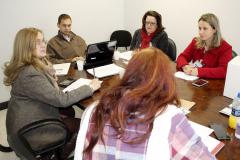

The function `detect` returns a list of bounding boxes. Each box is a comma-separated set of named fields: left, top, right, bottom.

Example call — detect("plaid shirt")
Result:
left=169, top=114, right=215, bottom=160
left=75, top=105, right=216, bottom=160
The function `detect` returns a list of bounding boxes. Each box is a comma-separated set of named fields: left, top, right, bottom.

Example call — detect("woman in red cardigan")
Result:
left=176, top=13, right=232, bottom=79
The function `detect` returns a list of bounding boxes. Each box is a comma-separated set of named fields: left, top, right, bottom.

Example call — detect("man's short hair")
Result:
left=58, top=14, right=71, bottom=24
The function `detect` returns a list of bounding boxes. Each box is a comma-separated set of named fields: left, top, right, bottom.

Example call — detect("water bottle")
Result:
left=234, top=93, right=240, bottom=138
left=236, top=118, right=240, bottom=139
left=229, top=92, right=240, bottom=129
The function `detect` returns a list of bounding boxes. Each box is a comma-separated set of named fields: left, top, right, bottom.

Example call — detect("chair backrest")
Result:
left=167, top=38, right=177, bottom=61
left=18, top=119, right=68, bottom=158
left=232, top=50, right=238, bottom=58
left=110, top=30, right=132, bottom=49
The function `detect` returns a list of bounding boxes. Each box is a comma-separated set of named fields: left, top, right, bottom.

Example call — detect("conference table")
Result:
left=61, top=61, right=239, bottom=160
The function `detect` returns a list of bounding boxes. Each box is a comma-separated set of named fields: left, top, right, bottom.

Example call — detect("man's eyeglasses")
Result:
left=145, top=21, right=157, bottom=26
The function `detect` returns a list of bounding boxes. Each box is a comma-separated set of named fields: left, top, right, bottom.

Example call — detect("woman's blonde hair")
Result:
left=4, top=27, right=51, bottom=86
left=196, top=13, right=222, bottom=49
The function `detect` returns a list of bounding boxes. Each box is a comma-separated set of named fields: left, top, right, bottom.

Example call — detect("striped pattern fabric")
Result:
left=80, top=110, right=215, bottom=160
left=169, top=114, right=216, bottom=160
left=84, top=121, right=149, bottom=160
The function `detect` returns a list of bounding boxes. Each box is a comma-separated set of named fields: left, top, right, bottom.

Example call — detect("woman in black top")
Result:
left=130, top=10, right=169, bottom=55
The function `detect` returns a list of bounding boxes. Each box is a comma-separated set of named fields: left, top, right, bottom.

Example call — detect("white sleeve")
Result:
left=74, top=101, right=98, bottom=160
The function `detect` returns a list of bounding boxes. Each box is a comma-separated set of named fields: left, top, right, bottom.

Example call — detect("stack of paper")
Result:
left=53, top=63, right=71, bottom=76
left=175, top=71, right=199, bottom=81
left=119, top=51, right=133, bottom=61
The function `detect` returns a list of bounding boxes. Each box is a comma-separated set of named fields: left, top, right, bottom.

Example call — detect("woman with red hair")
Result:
left=75, top=48, right=215, bottom=160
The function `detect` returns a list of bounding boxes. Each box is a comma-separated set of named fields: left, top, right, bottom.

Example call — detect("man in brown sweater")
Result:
left=47, top=14, right=87, bottom=64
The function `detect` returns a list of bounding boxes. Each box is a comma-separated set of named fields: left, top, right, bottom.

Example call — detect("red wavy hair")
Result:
left=84, top=47, right=180, bottom=154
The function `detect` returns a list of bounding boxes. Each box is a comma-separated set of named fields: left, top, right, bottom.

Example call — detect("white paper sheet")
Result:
left=189, top=121, right=224, bottom=155
left=62, top=78, right=92, bottom=93
left=87, top=64, right=124, bottom=78
left=53, top=63, right=71, bottom=76
left=219, top=107, right=231, bottom=116
left=119, top=51, right=133, bottom=61
left=202, top=136, right=224, bottom=155
left=189, top=121, right=214, bottom=137
left=175, top=71, right=199, bottom=81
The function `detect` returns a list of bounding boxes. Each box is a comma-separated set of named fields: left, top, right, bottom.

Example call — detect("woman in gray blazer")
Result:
left=3, top=27, right=101, bottom=160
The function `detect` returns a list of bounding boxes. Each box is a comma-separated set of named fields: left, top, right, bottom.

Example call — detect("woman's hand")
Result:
left=182, top=65, right=198, bottom=76
left=182, top=65, right=193, bottom=74
left=89, top=79, right=101, bottom=92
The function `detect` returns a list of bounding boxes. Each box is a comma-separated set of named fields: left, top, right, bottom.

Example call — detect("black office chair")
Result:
left=167, top=38, right=177, bottom=61
left=110, top=30, right=132, bottom=50
left=17, top=119, right=68, bottom=160
left=0, top=144, right=12, bottom=152
left=232, top=50, right=238, bottom=58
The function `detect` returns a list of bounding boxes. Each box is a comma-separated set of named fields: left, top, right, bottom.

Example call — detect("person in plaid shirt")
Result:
left=75, top=48, right=215, bottom=160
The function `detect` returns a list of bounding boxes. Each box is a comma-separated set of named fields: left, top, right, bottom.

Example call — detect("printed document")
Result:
left=53, top=63, right=71, bottom=76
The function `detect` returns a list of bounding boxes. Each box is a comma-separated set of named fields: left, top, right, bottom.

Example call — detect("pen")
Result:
left=93, top=67, right=96, bottom=78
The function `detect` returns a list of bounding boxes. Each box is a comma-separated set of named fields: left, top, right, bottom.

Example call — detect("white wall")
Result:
left=124, top=0, right=240, bottom=55
left=1, top=0, right=240, bottom=102
left=0, top=0, right=124, bottom=102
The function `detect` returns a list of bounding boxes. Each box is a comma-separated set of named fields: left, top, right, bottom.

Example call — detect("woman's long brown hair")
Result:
left=4, top=28, right=51, bottom=86
left=84, top=47, right=180, bottom=154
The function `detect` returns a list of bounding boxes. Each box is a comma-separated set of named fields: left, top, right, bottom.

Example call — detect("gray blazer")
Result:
left=6, top=65, right=93, bottom=152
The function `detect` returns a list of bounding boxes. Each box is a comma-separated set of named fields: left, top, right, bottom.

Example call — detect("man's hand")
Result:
left=71, top=56, right=84, bottom=62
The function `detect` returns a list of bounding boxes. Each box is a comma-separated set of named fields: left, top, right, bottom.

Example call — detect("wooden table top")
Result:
left=61, top=62, right=239, bottom=160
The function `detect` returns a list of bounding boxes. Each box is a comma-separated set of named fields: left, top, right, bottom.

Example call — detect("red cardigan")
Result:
left=176, top=38, right=232, bottom=78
